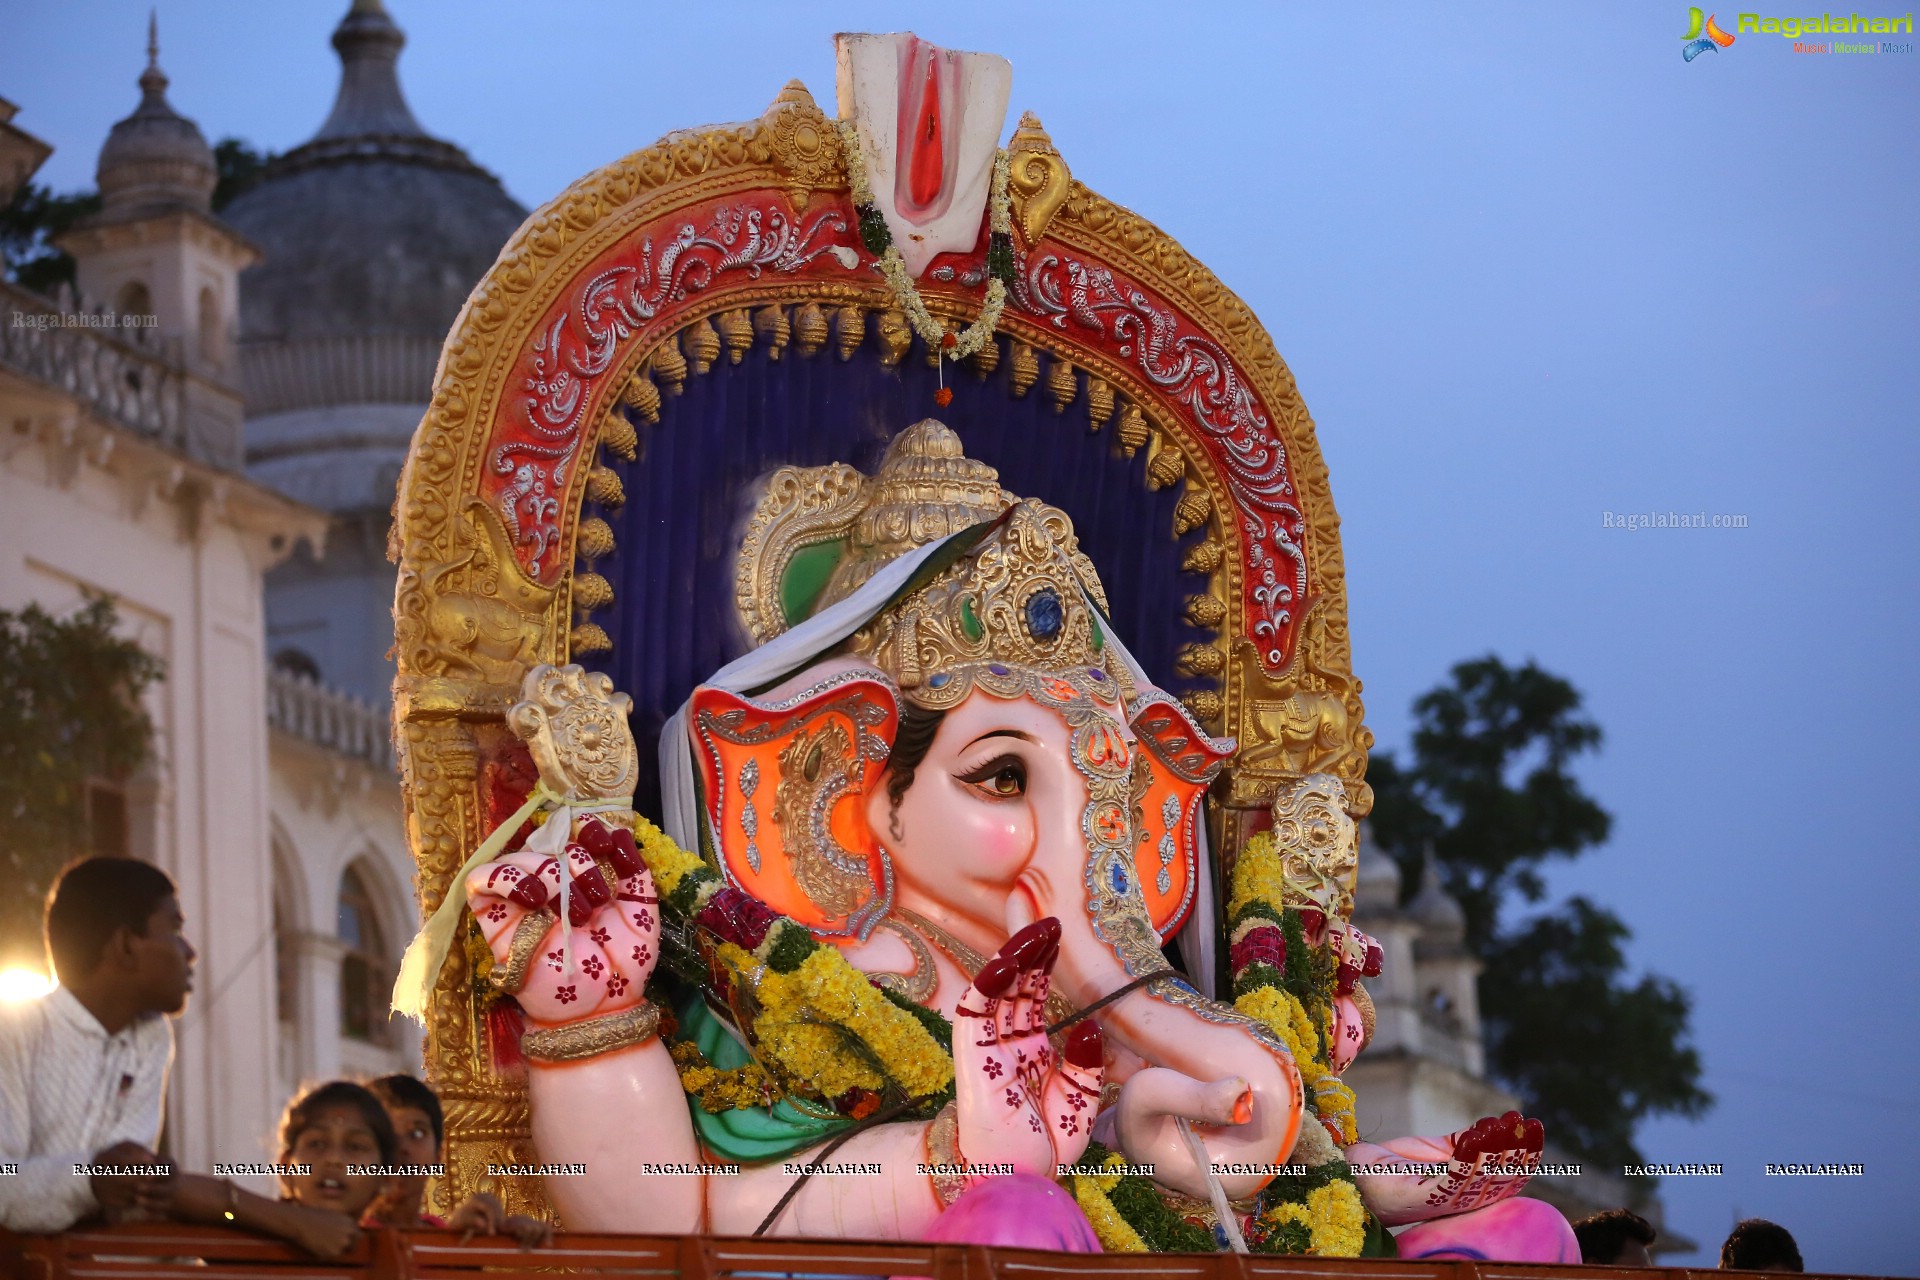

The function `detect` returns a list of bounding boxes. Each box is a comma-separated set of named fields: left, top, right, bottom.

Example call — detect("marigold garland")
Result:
left=1067, top=1142, right=1215, bottom=1253
left=669, top=1039, right=780, bottom=1112
left=631, top=818, right=953, bottom=1113
left=1304, top=1181, right=1368, bottom=1257
left=1225, top=829, right=1381, bottom=1256
left=1071, top=1153, right=1149, bottom=1253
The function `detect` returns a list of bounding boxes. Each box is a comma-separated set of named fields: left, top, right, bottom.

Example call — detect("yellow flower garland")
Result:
left=1075, top=1174, right=1144, bottom=1258
left=669, top=1039, right=779, bottom=1112
left=709, top=939, right=955, bottom=1103
left=629, top=814, right=705, bottom=896
left=1305, top=1182, right=1368, bottom=1257
left=1227, top=830, right=1377, bottom=1256
left=1232, top=986, right=1325, bottom=1086
left=1230, top=831, right=1293, bottom=916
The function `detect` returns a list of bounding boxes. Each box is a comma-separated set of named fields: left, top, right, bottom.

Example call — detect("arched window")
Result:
left=197, top=286, right=222, bottom=368
left=115, top=281, right=152, bottom=327
left=337, top=863, right=392, bottom=1045
left=272, top=648, right=322, bottom=681
left=273, top=894, right=298, bottom=1030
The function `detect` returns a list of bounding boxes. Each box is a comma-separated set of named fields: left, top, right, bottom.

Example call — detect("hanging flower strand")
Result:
left=837, top=118, right=1014, bottom=402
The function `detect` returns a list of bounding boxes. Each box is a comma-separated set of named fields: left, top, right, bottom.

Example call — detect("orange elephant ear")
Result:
left=1129, top=691, right=1235, bottom=941
left=688, top=673, right=900, bottom=939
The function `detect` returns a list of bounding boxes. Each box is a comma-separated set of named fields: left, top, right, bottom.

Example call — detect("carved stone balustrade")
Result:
left=0, top=281, right=189, bottom=455
left=267, top=667, right=395, bottom=772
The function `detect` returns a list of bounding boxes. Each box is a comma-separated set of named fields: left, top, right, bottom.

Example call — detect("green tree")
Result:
left=0, top=184, right=100, bottom=294
left=1, top=135, right=272, bottom=295
left=0, top=598, right=164, bottom=967
left=1367, top=655, right=1710, bottom=1170
left=211, top=137, right=275, bottom=211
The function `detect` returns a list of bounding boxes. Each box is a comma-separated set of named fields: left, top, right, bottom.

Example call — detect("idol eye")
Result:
left=956, top=754, right=1026, bottom=799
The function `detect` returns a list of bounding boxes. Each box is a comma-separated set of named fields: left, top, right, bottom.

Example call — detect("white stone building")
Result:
left=0, top=1, right=519, bottom=1178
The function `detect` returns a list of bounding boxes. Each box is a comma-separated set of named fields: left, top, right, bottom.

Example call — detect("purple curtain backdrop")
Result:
left=583, top=332, right=1212, bottom=827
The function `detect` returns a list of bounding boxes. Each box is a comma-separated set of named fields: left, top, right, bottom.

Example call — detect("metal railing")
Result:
left=0, top=1223, right=1846, bottom=1280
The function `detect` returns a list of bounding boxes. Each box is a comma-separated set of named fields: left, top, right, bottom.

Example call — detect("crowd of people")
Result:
left=0, top=858, right=545, bottom=1257
left=3, top=858, right=1815, bottom=1269
left=1573, top=1207, right=1805, bottom=1271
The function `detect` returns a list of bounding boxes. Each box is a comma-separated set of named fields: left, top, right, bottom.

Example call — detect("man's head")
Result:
left=44, top=857, right=194, bottom=1013
left=1573, top=1208, right=1657, bottom=1266
left=1721, top=1218, right=1804, bottom=1272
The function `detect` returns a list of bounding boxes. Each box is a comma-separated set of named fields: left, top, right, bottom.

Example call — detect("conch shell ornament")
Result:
left=508, top=664, right=640, bottom=804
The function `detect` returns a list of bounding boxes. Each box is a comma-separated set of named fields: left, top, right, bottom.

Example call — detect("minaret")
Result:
left=312, top=0, right=429, bottom=140
left=1406, top=853, right=1486, bottom=1074
left=221, top=0, right=525, bottom=703
left=58, top=16, right=259, bottom=465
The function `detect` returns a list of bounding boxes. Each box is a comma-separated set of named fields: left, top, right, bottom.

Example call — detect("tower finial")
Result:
left=311, top=0, right=427, bottom=142
left=136, top=8, right=171, bottom=104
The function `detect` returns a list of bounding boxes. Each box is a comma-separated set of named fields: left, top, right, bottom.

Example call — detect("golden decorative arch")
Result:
left=391, top=80, right=1370, bottom=1218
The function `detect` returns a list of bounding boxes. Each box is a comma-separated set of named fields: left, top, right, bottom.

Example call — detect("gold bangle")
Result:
left=923, top=1102, right=969, bottom=1208
left=495, top=909, right=556, bottom=993
left=522, top=1001, right=660, bottom=1063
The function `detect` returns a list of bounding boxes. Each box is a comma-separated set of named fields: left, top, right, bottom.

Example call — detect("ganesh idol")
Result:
left=445, top=421, right=1574, bottom=1259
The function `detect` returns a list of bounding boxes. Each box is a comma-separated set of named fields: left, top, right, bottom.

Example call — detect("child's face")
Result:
left=386, top=1105, right=438, bottom=1168
left=280, top=1104, right=388, bottom=1215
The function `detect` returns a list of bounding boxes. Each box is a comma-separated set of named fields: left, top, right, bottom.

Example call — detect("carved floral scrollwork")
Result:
left=493, top=203, right=861, bottom=576
left=1014, top=250, right=1308, bottom=671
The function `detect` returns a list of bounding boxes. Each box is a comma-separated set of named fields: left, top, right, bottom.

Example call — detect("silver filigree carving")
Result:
left=1156, top=793, right=1181, bottom=895
left=739, top=757, right=761, bottom=872
left=494, top=203, right=856, bottom=574
left=1014, top=250, right=1308, bottom=668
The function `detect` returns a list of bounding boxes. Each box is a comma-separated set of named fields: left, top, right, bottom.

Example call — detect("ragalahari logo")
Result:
left=1683, top=8, right=1739, bottom=57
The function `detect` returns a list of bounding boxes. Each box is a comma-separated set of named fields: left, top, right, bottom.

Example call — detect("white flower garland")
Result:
left=836, top=118, right=1011, bottom=362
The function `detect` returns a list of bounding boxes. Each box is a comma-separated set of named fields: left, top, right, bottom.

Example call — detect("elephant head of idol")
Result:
left=668, top=421, right=1306, bottom=1182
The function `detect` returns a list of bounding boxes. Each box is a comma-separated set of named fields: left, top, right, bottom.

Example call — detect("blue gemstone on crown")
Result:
left=988, top=663, right=1010, bottom=677
left=1025, top=589, right=1064, bottom=640
left=1109, top=862, right=1128, bottom=894
left=928, top=673, right=950, bottom=688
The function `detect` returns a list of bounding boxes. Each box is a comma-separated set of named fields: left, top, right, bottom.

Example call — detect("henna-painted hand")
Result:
left=1425, top=1111, right=1545, bottom=1212
left=465, top=816, right=659, bottom=1027
left=951, top=918, right=1103, bottom=1182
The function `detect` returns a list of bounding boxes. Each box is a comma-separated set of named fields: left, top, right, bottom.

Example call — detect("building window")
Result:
left=197, top=287, right=222, bottom=368
left=274, top=896, right=297, bottom=1029
left=337, top=864, right=392, bottom=1046
left=115, top=281, right=152, bottom=327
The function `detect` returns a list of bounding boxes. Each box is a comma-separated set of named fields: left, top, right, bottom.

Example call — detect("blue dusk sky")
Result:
left=5, top=1, right=1916, bottom=1272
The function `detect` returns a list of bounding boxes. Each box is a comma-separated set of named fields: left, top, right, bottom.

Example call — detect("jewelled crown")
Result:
left=735, top=421, right=1117, bottom=702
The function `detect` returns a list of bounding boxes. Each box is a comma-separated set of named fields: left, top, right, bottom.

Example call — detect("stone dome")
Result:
left=96, top=19, right=216, bottom=217
left=223, top=0, right=525, bottom=420
left=1408, top=856, right=1467, bottom=941
left=1353, top=827, right=1404, bottom=916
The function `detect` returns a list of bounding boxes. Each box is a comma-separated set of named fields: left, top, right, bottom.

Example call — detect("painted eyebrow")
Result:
left=962, top=729, right=1036, bottom=750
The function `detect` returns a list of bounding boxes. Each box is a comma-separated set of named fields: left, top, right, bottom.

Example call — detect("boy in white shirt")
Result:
left=0, top=857, right=191, bottom=1231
